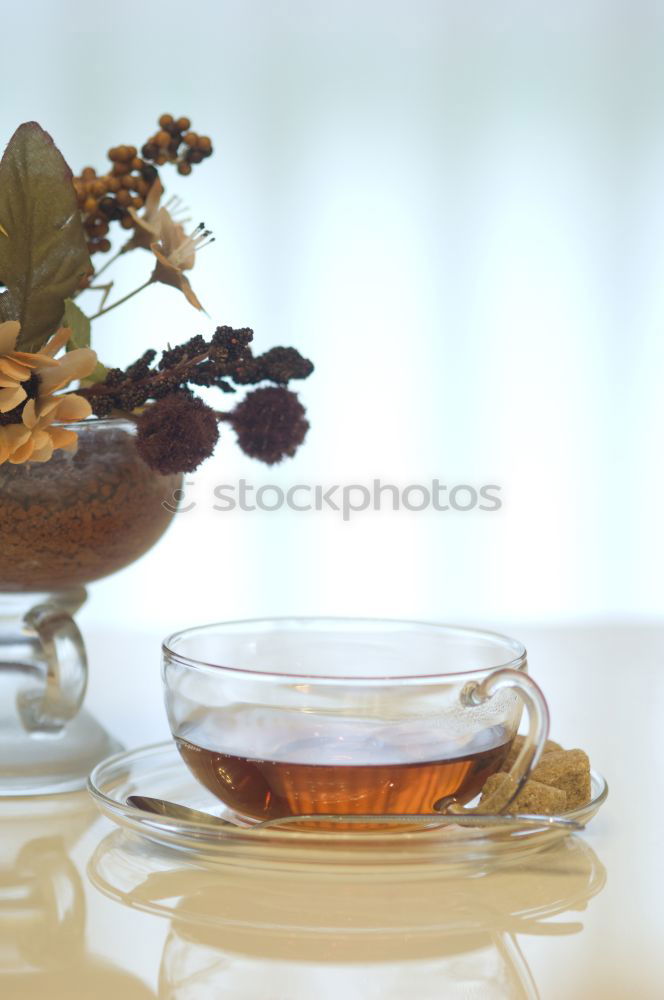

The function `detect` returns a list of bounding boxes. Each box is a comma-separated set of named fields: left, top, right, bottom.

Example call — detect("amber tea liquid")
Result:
left=176, top=713, right=512, bottom=822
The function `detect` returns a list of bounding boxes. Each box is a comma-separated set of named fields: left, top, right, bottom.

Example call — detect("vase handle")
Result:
left=438, top=668, right=550, bottom=815
left=17, top=603, right=88, bottom=733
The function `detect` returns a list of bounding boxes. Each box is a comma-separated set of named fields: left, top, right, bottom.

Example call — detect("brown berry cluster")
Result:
left=141, top=114, right=213, bottom=177
left=73, top=114, right=212, bottom=256
left=74, top=156, right=156, bottom=255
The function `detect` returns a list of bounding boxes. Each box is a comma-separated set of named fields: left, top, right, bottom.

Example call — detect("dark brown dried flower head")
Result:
left=229, top=386, right=309, bottom=464
left=136, top=393, right=219, bottom=474
left=253, top=346, right=314, bottom=384
left=80, top=326, right=313, bottom=416
left=78, top=324, right=313, bottom=471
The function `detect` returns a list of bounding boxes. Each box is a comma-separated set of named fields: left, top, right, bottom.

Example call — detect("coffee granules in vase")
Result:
left=0, top=422, right=180, bottom=591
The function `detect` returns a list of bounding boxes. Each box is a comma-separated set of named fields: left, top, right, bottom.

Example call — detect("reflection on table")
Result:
left=0, top=794, right=154, bottom=999
left=89, top=829, right=606, bottom=1000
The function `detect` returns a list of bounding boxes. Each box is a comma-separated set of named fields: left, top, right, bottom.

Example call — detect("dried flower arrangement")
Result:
left=0, top=118, right=313, bottom=472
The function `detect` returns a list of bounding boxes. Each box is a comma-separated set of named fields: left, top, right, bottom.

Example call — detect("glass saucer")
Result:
left=88, top=741, right=608, bottom=876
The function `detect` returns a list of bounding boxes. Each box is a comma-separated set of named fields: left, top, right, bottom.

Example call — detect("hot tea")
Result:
left=175, top=711, right=512, bottom=822
left=164, top=619, right=547, bottom=823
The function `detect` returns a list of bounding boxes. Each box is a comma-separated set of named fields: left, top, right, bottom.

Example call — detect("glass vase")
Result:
left=0, top=418, right=181, bottom=795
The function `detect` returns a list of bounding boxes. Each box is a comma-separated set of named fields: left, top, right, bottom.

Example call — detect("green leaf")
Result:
left=62, top=299, right=107, bottom=383
left=81, top=361, right=108, bottom=386
left=63, top=297, right=91, bottom=350
left=0, top=122, right=92, bottom=352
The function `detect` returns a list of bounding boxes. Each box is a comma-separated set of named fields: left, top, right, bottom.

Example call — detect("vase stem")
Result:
left=0, top=588, right=122, bottom=795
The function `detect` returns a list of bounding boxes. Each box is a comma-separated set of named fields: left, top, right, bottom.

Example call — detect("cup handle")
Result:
left=438, top=668, right=550, bottom=815
left=17, top=603, right=88, bottom=734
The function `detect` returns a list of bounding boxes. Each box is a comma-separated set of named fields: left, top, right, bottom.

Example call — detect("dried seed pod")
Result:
left=136, top=393, right=219, bottom=474
left=229, top=387, right=309, bottom=464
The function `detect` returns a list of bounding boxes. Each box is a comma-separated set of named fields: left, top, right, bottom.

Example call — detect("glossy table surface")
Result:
left=1, top=624, right=661, bottom=999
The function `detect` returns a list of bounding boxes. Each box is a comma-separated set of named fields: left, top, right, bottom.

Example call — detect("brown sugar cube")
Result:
left=500, top=735, right=563, bottom=773
left=531, top=748, right=591, bottom=809
left=477, top=771, right=516, bottom=813
left=479, top=772, right=567, bottom=815
left=511, top=779, right=567, bottom=814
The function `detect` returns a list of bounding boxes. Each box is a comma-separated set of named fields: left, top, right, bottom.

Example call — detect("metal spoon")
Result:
left=126, top=795, right=583, bottom=832
left=127, top=795, right=238, bottom=828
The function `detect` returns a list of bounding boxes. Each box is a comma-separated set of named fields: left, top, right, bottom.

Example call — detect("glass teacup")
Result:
left=162, top=618, right=549, bottom=824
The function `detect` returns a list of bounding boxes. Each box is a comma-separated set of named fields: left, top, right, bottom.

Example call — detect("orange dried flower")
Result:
left=0, top=324, right=97, bottom=465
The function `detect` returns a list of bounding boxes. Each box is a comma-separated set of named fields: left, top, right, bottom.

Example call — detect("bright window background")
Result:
left=5, top=1, right=662, bottom=633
